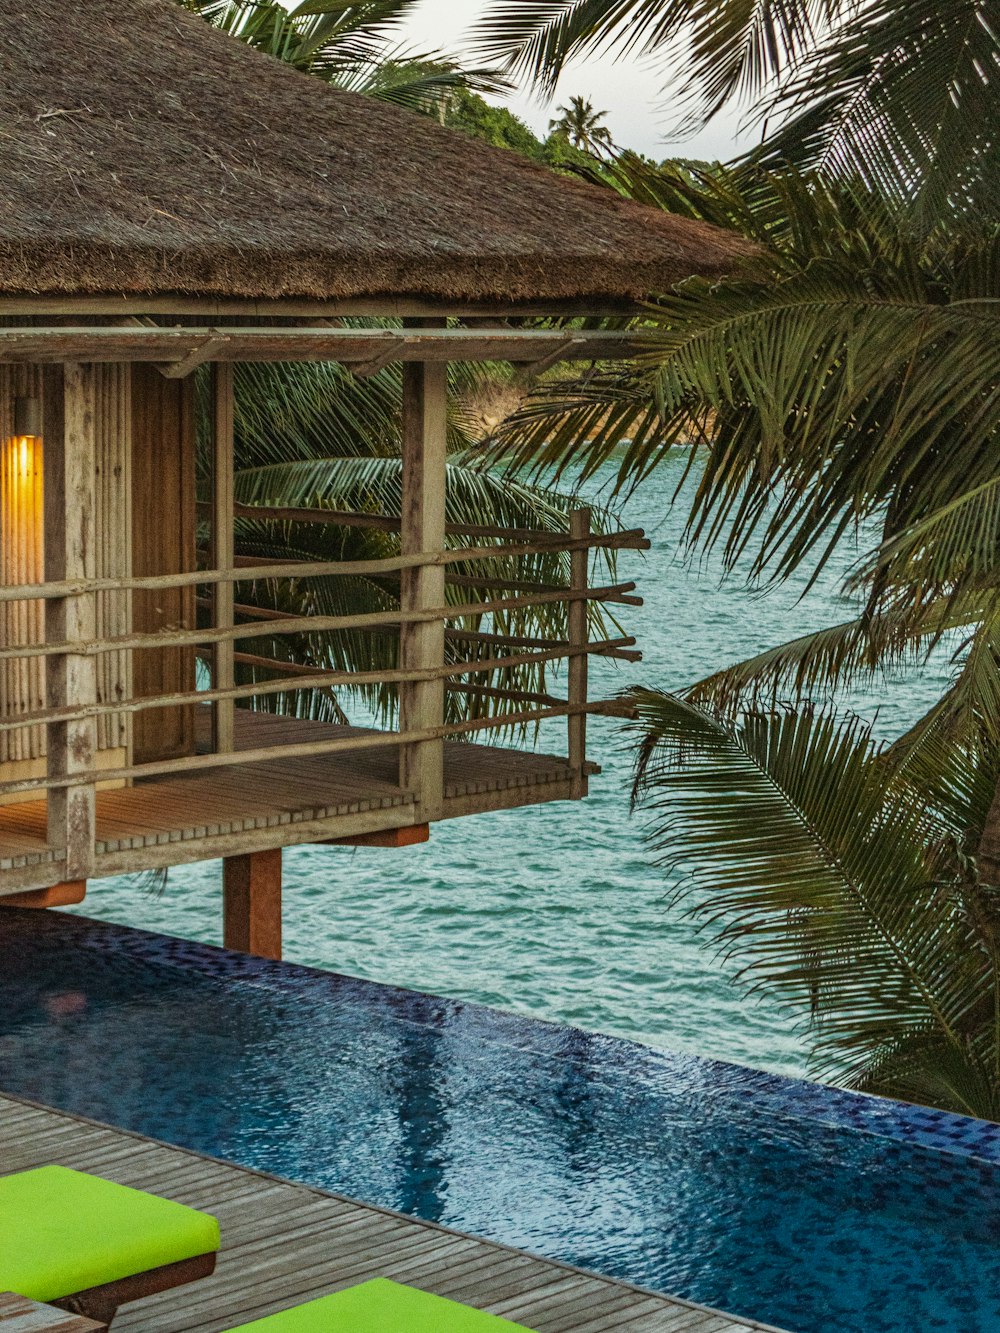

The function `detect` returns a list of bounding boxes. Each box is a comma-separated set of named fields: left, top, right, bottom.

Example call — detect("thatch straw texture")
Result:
left=0, top=0, right=757, bottom=305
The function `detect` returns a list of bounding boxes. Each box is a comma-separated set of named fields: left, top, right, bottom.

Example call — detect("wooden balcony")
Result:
left=0, top=360, right=647, bottom=905
left=0, top=709, right=598, bottom=886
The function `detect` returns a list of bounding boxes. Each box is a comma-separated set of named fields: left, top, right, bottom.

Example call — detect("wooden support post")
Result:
left=211, top=363, right=235, bottom=755
left=398, top=359, right=448, bottom=820
left=222, top=848, right=282, bottom=959
left=43, top=364, right=98, bottom=878
left=568, top=506, right=590, bottom=799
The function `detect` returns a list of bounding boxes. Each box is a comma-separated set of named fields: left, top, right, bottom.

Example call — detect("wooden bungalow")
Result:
left=0, top=0, right=753, bottom=955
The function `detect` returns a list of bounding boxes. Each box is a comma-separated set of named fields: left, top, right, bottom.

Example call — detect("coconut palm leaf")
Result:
left=476, top=0, right=828, bottom=120
left=477, top=0, right=999, bottom=224
left=180, top=0, right=510, bottom=112
left=491, top=173, right=1000, bottom=597
left=686, top=595, right=973, bottom=717
left=754, top=0, right=1000, bottom=227
left=629, top=688, right=1000, bottom=1118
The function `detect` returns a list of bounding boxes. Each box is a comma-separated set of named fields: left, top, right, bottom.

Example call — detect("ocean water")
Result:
left=71, top=451, right=955, bottom=1079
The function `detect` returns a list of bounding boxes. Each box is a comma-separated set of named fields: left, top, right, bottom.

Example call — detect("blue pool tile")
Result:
left=1, top=908, right=999, bottom=1333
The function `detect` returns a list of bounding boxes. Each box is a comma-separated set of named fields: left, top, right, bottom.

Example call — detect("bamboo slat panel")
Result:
left=95, top=364, right=131, bottom=756
left=0, top=365, right=45, bottom=768
left=0, top=1094, right=788, bottom=1333
left=0, top=365, right=131, bottom=777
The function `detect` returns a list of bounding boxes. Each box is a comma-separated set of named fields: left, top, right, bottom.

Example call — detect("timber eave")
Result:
left=0, top=324, right=658, bottom=371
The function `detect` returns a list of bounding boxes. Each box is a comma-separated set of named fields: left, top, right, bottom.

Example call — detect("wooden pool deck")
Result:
left=0, top=1093, right=789, bottom=1333
left=0, top=710, right=592, bottom=891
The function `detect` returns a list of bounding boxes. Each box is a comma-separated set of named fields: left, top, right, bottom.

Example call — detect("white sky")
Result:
left=396, top=0, right=751, bottom=162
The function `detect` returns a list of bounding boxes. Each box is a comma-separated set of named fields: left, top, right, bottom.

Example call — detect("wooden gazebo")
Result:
left=0, top=0, right=753, bottom=954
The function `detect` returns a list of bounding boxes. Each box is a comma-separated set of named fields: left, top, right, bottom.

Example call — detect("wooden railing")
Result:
left=0, top=506, right=648, bottom=875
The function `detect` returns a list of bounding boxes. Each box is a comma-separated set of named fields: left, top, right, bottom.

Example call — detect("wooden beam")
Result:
left=398, top=359, right=448, bottom=819
left=0, top=296, right=642, bottom=320
left=210, top=364, right=235, bottom=755
left=0, top=327, right=658, bottom=367
left=43, top=364, right=97, bottom=879
left=158, top=334, right=230, bottom=379
left=323, top=824, right=430, bottom=849
left=516, top=335, right=590, bottom=378
left=0, top=880, right=86, bottom=908
left=223, top=849, right=282, bottom=960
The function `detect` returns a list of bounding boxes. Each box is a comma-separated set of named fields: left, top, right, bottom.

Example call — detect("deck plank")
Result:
left=0, top=1094, right=789, bottom=1333
left=0, top=710, right=577, bottom=871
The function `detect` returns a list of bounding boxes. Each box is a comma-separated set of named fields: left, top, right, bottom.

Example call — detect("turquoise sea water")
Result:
left=71, top=451, right=955, bottom=1078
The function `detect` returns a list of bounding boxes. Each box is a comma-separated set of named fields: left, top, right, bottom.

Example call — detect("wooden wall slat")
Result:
left=130, top=364, right=197, bottom=766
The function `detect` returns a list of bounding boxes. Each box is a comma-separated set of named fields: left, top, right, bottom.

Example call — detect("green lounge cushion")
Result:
left=0, top=1165, right=221, bottom=1303
left=225, top=1279, right=537, bottom=1331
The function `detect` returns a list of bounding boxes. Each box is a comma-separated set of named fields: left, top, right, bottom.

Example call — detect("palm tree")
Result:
left=478, top=0, right=997, bottom=228
left=476, top=3, right=1000, bottom=1108
left=548, top=96, right=613, bottom=153
left=629, top=691, right=1000, bottom=1121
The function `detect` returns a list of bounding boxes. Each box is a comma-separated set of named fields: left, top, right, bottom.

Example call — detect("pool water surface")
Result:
left=0, top=910, right=998, bottom=1333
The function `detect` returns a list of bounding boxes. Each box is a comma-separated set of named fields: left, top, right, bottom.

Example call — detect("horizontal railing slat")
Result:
left=0, top=585, right=638, bottom=661
left=0, top=530, right=648, bottom=603
left=0, top=699, right=628, bottom=797
left=0, top=636, right=637, bottom=738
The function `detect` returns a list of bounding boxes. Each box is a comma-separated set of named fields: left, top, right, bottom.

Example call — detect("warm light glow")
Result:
left=1, top=406, right=46, bottom=773
left=4, top=433, right=44, bottom=514
left=15, top=435, right=36, bottom=483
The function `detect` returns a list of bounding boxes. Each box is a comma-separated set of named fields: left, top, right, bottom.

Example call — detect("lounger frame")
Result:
left=51, top=1252, right=217, bottom=1327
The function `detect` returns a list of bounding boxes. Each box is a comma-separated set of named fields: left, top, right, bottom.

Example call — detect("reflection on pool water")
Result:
left=1, top=910, right=998, bottom=1333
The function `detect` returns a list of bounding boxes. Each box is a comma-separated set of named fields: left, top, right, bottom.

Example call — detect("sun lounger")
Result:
left=0, top=1165, right=220, bottom=1327
left=223, top=1278, right=537, bottom=1331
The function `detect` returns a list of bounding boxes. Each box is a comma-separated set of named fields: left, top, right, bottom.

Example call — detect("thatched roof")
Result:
left=0, top=0, right=757, bottom=307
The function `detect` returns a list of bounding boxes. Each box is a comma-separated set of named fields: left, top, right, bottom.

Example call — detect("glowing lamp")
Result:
left=1, top=395, right=45, bottom=766
left=14, top=395, right=42, bottom=440
left=3, top=394, right=45, bottom=579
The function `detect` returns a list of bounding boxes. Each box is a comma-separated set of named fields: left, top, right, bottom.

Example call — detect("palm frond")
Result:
left=475, top=0, right=830, bottom=122
left=685, top=595, right=970, bottom=716
left=180, top=0, right=509, bottom=112
left=214, top=450, right=619, bottom=725
left=755, top=0, right=1000, bottom=227
left=629, top=689, right=1000, bottom=1117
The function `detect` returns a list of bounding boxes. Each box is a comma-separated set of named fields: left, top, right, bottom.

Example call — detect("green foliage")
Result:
left=179, top=0, right=509, bottom=114
left=629, top=691, right=1000, bottom=1120
left=477, top=0, right=999, bottom=227
left=197, top=360, right=616, bottom=730
left=444, top=88, right=548, bottom=158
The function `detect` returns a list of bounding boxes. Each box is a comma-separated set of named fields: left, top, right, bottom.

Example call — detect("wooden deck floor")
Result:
left=0, top=1093, right=789, bottom=1333
left=0, top=711, right=585, bottom=885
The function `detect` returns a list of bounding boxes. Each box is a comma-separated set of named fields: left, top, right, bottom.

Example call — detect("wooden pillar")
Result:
left=211, top=362, right=235, bottom=755
left=43, top=364, right=98, bottom=879
left=223, top=849, right=282, bottom=959
left=398, top=359, right=448, bottom=820
left=567, top=506, right=590, bottom=799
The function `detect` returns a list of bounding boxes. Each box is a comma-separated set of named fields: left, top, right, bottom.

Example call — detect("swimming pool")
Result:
left=1, top=910, right=998, bottom=1333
